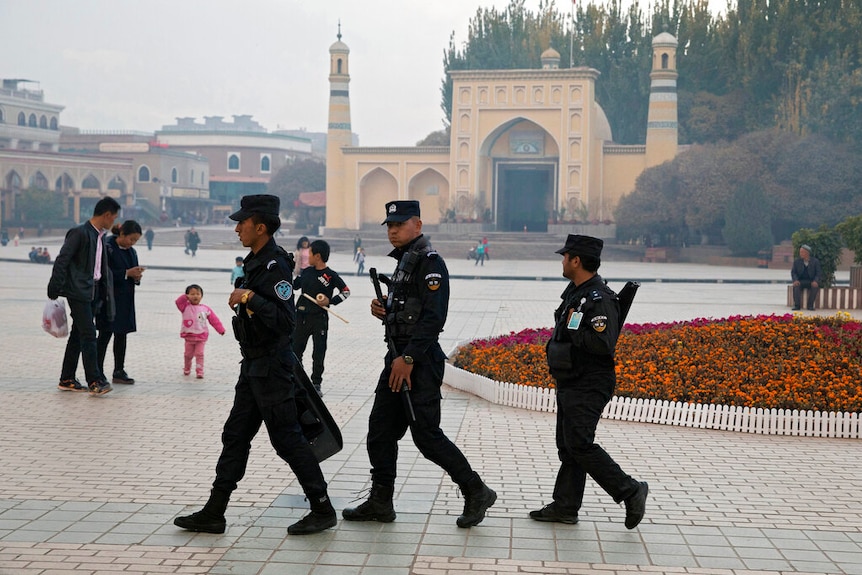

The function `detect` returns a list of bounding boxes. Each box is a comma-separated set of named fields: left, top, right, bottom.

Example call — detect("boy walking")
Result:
left=292, top=240, right=350, bottom=395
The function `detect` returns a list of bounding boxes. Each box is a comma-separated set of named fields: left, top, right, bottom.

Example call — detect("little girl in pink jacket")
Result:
left=176, top=284, right=225, bottom=378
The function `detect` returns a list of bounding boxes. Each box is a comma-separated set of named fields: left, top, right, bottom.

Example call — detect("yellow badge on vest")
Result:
left=591, top=315, right=608, bottom=332
left=425, top=272, right=442, bottom=291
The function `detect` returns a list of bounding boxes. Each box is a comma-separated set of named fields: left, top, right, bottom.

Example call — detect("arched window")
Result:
left=28, top=113, right=37, bottom=127
left=30, top=171, right=49, bottom=190
left=55, top=173, right=74, bottom=193
left=661, top=53, right=669, bottom=69
left=201, top=171, right=205, bottom=185
left=50, top=117, right=58, bottom=130
left=138, top=165, right=150, bottom=182
left=0, top=108, right=4, bottom=123
left=337, top=58, right=343, bottom=74
left=228, top=153, right=240, bottom=171
left=190, top=169, right=195, bottom=183
left=82, top=175, right=100, bottom=190
left=260, top=154, right=271, bottom=173
left=171, top=167, right=178, bottom=183
left=39, top=115, right=48, bottom=129
left=18, top=112, right=25, bottom=126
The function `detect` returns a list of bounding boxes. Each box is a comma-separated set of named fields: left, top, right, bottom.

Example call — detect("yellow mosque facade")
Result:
left=325, top=31, right=679, bottom=233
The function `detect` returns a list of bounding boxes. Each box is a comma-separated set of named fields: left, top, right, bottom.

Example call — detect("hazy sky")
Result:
left=2, top=0, right=724, bottom=147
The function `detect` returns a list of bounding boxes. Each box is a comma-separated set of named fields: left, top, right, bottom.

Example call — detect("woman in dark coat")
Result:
left=97, top=220, right=145, bottom=384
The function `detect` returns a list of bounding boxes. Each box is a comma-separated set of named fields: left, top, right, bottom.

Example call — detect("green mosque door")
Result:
left=496, top=164, right=554, bottom=232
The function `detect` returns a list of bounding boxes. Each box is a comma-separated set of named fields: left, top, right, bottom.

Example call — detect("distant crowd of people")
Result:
left=28, top=246, right=52, bottom=263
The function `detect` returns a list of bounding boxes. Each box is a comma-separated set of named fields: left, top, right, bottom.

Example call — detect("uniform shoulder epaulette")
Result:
left=426, top=249, right=439, bottom=260
left=590, top=289, right=603, bottom=302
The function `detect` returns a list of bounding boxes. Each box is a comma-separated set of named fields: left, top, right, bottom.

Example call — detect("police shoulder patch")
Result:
left=274, top=280, right=293, bottom=300
left=425, top=272, right=442, bottom=291
left=591, top=315, right=608, bottom=332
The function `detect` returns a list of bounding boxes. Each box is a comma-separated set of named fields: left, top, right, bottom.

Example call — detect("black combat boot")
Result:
left=287, top=493, right=337, bottom=535
left=456, top=474, right=497, bottom=528
left=341, top=483, right=396, bottom=522
left=173, top=488, right=230, bottom=534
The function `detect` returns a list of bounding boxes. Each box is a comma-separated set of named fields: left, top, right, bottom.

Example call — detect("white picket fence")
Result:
left=444, top=364, right=861, bottom=439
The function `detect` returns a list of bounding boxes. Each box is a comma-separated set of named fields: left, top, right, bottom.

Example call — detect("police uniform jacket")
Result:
left=47, top=221, right=115, bottom=321
left=385, top=234, right=448, bottom=365
left=546, top=274, right=619, bottom=385
left=233, top=237, right=296, bottom=362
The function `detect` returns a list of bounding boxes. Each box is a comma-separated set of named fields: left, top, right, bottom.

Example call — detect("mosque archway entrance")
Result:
left=495, top=162, right=555, bottom=232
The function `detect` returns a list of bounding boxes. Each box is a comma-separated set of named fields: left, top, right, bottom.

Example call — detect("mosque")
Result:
left=324, top=30, right=680, bottom=233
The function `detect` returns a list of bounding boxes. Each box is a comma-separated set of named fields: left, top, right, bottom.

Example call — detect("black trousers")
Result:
left=97, top=328, right=127, bottom=375
left=366, top=355, right=474, bottom=489
left=61, top=295, right=103, bottom=385
left=793, top=281, right=819, bottom=309
left=213, top=354, right=327, bottom=498
left=552, top=374, right=639, bottom=511
left=292, top=312, right=328, bottom=387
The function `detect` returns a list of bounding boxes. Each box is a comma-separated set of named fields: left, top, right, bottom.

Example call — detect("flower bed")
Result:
left=452, top=313, right=862, bottom=413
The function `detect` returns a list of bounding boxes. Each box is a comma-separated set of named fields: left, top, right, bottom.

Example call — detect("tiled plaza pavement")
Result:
left=1, top=231, right=861, bottom=574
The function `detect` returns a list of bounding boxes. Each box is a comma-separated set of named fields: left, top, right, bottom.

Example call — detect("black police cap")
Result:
left=229, top=194, right=280, bottom=221
left=382, top=200, right=421, bottom=224
left=555, top=234, right=604, bottom=258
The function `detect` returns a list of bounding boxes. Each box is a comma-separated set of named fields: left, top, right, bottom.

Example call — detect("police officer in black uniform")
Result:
left=173, top=194, right=337, bottom=536
left=531, top=234, right=649, bottom=529
left=342, top=200, right=497, bottom=528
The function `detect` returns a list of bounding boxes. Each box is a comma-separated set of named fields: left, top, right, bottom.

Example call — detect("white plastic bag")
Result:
left=42, top=299, right=69, bottom=338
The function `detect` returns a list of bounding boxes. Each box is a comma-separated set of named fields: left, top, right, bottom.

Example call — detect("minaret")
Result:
left=326, top=22, right=352, bottom=230
left=644, top=30, right=679, bottom=168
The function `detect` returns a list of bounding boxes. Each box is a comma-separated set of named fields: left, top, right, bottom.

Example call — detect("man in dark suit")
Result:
left=791, top=244, right=823, bottom=311
left=47, top=197, right=121, bottom=395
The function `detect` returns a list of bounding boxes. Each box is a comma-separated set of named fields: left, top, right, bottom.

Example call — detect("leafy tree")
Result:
left=16, top=188, right=65, bottom=222
left=791, top=226, right=841, bottom=288
left=416, top=126, right=450, bottom=146
left=266, top=159, right=325, bottom=218
left=722, top=180, right=773, bottom=256
left=835, top=215, right=862, bottom=266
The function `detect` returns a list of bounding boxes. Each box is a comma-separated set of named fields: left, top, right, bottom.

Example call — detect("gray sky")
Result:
left=2, top=0, right=724, bottom=147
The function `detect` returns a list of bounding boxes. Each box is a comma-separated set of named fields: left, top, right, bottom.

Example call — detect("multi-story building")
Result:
left=60, top=130, right=210, bottom=224
left=0, top=79, right=135, bottom=227
left=156, top=115, right=313, bottom=212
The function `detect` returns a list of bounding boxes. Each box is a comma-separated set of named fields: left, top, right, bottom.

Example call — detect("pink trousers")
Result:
left=183, top=339, right=206, bottom=376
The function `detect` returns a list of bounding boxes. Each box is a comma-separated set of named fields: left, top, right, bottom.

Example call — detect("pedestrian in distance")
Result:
left=356, top=246, right=366, bottom=276
left=47, top=196, right=121, bottom=396
left=292, top=239, right=350, bottom=396
left=342, top=200, right=497, bottom=528
left=230, top=256, right=245, bottom=286
left=175, top=284, right=225, bottom=378
left=97, top=220, right=145, bottom=385
left=186, top=227, right=201, bottom=256
left=474, top=240, right=485, bottom=266
left=532, top=234, right=648, bottom=529
left=294, top=236, right=311, bottom=277
left=173, top=194, right=337, bottom=536
left=144, top=227, right=155, bottom=251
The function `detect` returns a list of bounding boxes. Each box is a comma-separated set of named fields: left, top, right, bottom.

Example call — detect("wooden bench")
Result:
left=786, top=286, right=862, bottom=310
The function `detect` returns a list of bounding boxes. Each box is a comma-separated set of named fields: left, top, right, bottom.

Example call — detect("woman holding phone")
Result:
left=97, top=220, right=145, bottom=384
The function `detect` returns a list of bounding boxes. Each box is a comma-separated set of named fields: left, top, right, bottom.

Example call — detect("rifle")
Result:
left=369, top=267, right=416, bottom=422
left=617, top=281, right=640, bottom=329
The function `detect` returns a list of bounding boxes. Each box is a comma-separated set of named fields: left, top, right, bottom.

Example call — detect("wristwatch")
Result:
left=240, top=291, right=252, bottom=304
left=402, top=355, right=414, bottom=365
